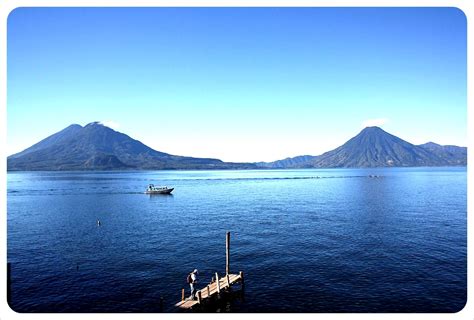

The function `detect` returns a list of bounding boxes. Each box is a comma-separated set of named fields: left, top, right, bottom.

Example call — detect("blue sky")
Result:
left=7, top=7, right=466, bottom=162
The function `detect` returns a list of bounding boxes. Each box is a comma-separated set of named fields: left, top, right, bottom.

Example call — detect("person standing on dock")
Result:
left=187, top=269, right=199, bottom=300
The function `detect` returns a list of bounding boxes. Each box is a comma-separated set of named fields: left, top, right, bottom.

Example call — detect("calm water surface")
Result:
left=7, top=168, right=466, bottom=312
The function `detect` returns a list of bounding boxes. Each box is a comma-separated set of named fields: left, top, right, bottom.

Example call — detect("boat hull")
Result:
left=145, top=188, right=174, bottom=195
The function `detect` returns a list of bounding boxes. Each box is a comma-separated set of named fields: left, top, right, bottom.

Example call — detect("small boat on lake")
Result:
left=145, top=184, right=174, bottom=194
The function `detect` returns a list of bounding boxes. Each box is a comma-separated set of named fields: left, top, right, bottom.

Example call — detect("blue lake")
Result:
left=7, top=168, right=466, bottom=312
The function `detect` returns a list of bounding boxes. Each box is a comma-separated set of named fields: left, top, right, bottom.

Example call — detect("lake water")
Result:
left=7, top=168, right=467, bottom=312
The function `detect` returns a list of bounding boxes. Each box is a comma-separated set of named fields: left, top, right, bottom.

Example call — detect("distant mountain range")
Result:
left=7, top=122, right=257, bottom=171
left=257, top=126, right=466, bottom=168
left=7, top=123, right=466, bottom=171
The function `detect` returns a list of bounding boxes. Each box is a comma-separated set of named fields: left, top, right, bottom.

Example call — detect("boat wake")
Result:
left=7, top=175, right=384, bottom=196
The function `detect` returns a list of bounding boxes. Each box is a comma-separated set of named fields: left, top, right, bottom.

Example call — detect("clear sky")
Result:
left=7, top=7, right=467, bottom=162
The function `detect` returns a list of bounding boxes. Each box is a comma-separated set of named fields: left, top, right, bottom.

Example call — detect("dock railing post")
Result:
left=181, top=288, right=185, bottom=301
left=226, top=274, right=230, bottom=287
left=207, top=285, right=210, bottom=297
left=215, top=272, right=221, bottom=293
left=226, top=232, right=230, bottom=275
left=197, top=290, right=202, bottom=304
left=239, top=271, right=246, bottom=302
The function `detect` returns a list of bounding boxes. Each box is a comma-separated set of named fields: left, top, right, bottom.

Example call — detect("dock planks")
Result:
left=174, top=273, right=243, bottom=310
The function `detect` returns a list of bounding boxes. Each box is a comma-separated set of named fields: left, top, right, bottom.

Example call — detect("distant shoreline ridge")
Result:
left=7, top=123, right=467, bottom=171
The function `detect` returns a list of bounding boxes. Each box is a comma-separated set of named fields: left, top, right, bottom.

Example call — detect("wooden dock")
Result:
left=174, top=232, right=245, bottom=311
left=174, top=271, right=244, bottom=310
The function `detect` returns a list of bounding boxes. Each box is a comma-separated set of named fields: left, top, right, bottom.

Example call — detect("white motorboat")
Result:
left=145, top=184, right=174, bottom=194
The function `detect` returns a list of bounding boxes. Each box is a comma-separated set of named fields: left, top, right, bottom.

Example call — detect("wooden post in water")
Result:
left=215, top=272, right=221, bottom=293
left=226, top=232, right=230, bottom=275
left=181, top=288, right=185, bottom=301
